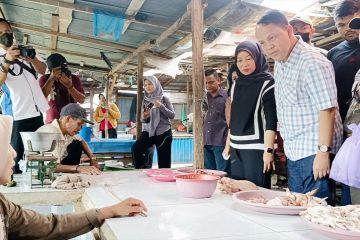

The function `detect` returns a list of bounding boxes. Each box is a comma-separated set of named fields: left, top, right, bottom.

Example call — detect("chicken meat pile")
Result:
left=246, top=188, right=326, bottom=207
left=300, top=205, right=360, bottom=232
left=218, top=177, right=258, bottom=194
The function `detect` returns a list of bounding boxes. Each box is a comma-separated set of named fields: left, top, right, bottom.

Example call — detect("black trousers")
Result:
left=230, top=148, right=271, bottom=189
left=101, top=128, right=117, bottom=139
left=60, top=140, right=83, bottom=165
left=11, top=115, right=44, bottom=173
left=132, top=129, right=172, bottom=169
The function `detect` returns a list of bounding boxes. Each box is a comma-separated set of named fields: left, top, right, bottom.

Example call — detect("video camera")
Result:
left=60, top=62, right=72, bottom=77
left=17, top=45, right=36, bottom=59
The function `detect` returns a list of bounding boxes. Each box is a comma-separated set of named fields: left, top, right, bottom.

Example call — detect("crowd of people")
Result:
left=203, top=0, right=360, bottom=207
left=0, top=0, right=359, bottom=238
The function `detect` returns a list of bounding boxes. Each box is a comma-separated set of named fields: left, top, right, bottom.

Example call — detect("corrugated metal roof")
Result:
left=0, top=0, right=339, bottom=94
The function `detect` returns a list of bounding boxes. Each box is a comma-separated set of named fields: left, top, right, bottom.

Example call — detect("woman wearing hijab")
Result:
left=132, top=75, right=175, bottom=169
left=228, top=41, right=277, bottom=188
left=0, top=114, right=147, bottom=239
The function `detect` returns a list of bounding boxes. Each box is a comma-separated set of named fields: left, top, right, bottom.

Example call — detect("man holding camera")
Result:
left=39, top=53, right=85, bottom=124
left=0, top=18, right=49, bottom=174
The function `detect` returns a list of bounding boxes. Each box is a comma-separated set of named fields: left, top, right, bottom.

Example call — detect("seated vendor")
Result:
left=0, top=114, right=147, bottom=239
left=37, top=103, right=101, bottom=175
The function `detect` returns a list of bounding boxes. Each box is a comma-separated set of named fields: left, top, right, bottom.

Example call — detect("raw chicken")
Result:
left=218, top=177, right=258, bottom=194
left=300, top=205, right=360, bottom=232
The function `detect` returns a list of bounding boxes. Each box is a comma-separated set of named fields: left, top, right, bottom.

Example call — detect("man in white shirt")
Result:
left=0, top=18, right=49, bottom=174
left=37, top=103, right=101, bottom=175
left=255, top=10, right=343, bottom=201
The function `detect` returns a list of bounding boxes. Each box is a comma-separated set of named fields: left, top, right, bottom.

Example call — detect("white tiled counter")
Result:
left=83, top=171, right=333, bottom=240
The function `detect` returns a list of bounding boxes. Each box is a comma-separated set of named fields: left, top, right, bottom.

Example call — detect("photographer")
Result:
left=0, top=18, right=49, bottom=174
left=39, top=53, right=85, bottom=124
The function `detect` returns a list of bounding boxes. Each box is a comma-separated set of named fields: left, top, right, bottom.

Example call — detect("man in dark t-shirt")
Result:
left=328, top=0, right=360, bottom=121
left=39, top=53, right=85, bottom=124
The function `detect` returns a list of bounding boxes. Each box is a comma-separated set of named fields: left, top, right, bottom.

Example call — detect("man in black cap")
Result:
left=39, top=53, right=85, bottom=124
left=37, top=103, right=101, bottom=175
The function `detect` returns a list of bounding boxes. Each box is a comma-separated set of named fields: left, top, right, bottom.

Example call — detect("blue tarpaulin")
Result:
left=93, top=9, right=125, bottom=41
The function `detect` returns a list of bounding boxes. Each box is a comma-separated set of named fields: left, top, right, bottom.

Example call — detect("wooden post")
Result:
left=89, top=87, right=94, bottom=123
left=136, top=52, right=144, bottom=139
left=104, top=76, right=110, bottom=139
left=186, top=75, right=190, bottom=134
left=191, top=0, right=205, bottom=169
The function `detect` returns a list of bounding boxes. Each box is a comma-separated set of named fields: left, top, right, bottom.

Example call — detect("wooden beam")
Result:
left=89, top=88, right=95, bottom=123
left=162, top=34, right=192, bottom=55
left=136, top=52, right=144, bottom=139
left=314, top=33, right=341, bottom=47
left=162, top=77, right=175, bottom=88
left=51, top=14, right=59, bottom=50
left=11, top=21, right=170, bottom=59
left=162, top=0, right=237, bottom=54
left=58, top=5, right=73, bottom=34
left=191, top=0, right=205, bottom=169
left=19, top=0, right=190, bottom=35
left=122, top=0, right=146, bottom=34
left=32, top=44, right=153, bottom=68
left=110, top=3, right=191, bottom=77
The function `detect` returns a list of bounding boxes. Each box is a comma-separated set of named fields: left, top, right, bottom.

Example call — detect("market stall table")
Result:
left=82, top=171, right=334, bottom=240
left=2, top=171, right=337, bottom=240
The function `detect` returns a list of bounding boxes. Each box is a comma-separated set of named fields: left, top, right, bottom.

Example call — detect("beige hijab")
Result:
left=0, top=115, right=13, bottom=177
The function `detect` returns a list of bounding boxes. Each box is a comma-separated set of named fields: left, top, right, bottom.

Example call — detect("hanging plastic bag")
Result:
left=330, top=124, right=360, bottom=188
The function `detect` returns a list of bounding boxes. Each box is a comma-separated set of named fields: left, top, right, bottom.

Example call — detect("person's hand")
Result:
left=143, top=110, right=150, bottom=119
left=223, top=144, right=230, bottom=160
left=22, top=56, right=35, bottom=64
left=154, top=100, right=162, bottom=108
left=5, top=45, right=20, bottom=62
left=59, top=72, right=73, bottom=89
left=263, top=152, right=275, bottom=173
left=99, top=197, right=148, bottom=220
left=313, top=152, right=330, bottom=180
left=104, top=104, right=111, bottom=110
left=76, top=165, right=101, bottom=175
left=90, top=157, right=100, bottom=169
left=49, top=68, right=62, bottom=81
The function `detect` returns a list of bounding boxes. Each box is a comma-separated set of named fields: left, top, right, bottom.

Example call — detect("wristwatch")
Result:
left=318, top=144, right=331, bottom=153
left=265, top=148, right=275, bottom=154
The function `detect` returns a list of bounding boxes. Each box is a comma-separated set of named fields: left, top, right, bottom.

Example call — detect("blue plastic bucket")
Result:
left=79, top=126, right=92, bottom=142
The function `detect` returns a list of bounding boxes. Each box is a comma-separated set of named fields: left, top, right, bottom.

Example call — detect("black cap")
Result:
left=349, top=17, right=360, bottom=29
left=46, top=53, right=67, bottom=71
left=60, top=103, right=94, bottom=125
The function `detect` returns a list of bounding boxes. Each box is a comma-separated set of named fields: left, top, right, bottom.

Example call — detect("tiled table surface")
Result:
left=84, top=171, right=333, bottom=240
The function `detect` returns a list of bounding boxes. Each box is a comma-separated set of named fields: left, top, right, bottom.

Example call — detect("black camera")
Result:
left=17, top=45, right=36, bottom=59
left=60, top=62, right=71, bottom=77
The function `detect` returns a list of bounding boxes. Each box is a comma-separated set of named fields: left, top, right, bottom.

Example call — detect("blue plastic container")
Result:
left=79, top=126, right=92, bottom=142
left=153, top=137, right=194, bottom=164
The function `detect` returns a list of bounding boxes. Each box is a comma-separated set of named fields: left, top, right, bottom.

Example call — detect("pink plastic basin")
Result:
left=196, top=169, right=227, bottom=177
left=175, top=173, right=220, bottom=198
left=143, top=169, right=175, bottom=177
